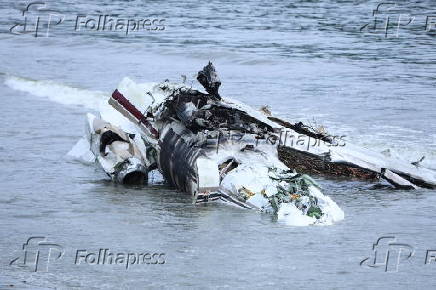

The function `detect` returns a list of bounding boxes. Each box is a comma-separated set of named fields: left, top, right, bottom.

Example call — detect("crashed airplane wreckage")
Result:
left=77, top=62, right=436, bottom=225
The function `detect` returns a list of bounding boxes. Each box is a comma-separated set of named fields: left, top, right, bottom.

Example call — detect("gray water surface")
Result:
left=0, top=0, right=435, bottom=289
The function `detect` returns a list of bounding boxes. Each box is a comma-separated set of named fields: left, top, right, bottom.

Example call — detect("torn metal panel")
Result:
left=158, top=125, right=206, bottom=194
left=381, top=169, right=418, bottom=190
left=196, top=62, right=221, bottom=98
left=86, top=113, right=148, bottom=185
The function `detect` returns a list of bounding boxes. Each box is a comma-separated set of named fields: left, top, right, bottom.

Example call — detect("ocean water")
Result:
left=0, top=0, right=435, bottom=289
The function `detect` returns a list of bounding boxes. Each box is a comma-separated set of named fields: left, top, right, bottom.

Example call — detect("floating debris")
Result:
left=72, top=62, right=436, bottom=225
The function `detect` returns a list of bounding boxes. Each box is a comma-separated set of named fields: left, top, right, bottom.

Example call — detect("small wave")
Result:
left=4, top=75, right=107, bottom=110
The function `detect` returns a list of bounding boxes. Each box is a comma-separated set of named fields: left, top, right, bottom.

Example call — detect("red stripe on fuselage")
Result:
left=111, top=89, right=159, bottom=138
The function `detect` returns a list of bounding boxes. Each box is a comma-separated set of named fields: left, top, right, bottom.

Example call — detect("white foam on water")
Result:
left=3, top=74, right=158, bottom=135
left=4, top=75, right=107, bottom=110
